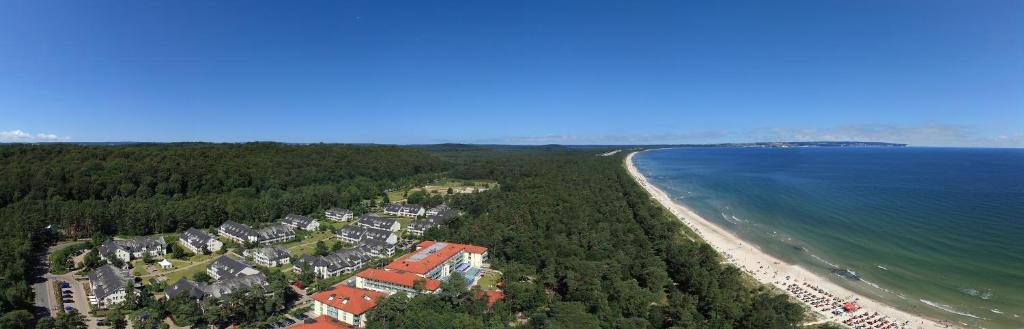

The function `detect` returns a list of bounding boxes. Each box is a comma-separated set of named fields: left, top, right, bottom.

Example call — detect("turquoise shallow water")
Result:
left=633, top=147, right=1024, bottom=329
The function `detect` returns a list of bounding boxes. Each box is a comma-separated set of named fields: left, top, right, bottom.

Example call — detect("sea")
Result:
left=632, top=147, right=1024, bottom=329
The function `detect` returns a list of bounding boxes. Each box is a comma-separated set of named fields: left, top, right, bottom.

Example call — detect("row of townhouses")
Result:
left=98, top=236, right=167, bottom=264
left=243, top=246, right=292, bottom=267
left=179, top=228, right=224, bottom=254
left=406, top=207, right=460, bottom=236
left=218, top=220, right=296, bottom=245
left=88, top=264, right=135, bottom=308
left=165, top=255, right=269, bottom=301
left=383, top=203, right=425, bottom=217
left=325, top=208, right=354, bottom=221
left=282, top=214, right=320, bottom=231
left=293, top=247, right=374, bottom=279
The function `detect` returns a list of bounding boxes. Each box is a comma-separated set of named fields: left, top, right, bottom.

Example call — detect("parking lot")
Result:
left=54, top=275, right=101, bottom=328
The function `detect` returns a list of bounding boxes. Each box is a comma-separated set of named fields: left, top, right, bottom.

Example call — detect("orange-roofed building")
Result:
left=290, top=315, right=352, bottom=329
left=309, top=285, right=386, bottom=328
left=353, top=268, right=441, bottom=296
left=384, top=241, right=488, bottom=281
left=475, top=290, right=505, bottom=307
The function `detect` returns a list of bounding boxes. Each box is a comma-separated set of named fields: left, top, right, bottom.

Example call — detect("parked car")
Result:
left=96, top=319, right=109, bottom=326
left=62, top=299, right=74, bottom=304
left=64, top=306, right=75, bottom=311
left=59, top=282, right=71, bottom=289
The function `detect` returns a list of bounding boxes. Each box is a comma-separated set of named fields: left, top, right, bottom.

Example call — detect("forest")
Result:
left=0, top=143, right=804, bottom=328
left=0, top=143, right=443, bottom=326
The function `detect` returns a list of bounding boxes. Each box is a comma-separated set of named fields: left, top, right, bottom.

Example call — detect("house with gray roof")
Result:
left=218, top=220, right=258, bottom=244
left=164, top=278, right=206, bottom=300
left=164, top=274, right=268, bottom=300
left=406, top=220, right=437, bottom=237
left=218, top=221, right=294, bottom=245
left=203, top=273, right=268, bottom=298
left=336, top=226, right=398, bottom=245
left=243, top=246, right=291, bottom=267
left=292, top=247, right=373, bottom=279
left=88, top=264, right=134, bottom=308
left=383, top=203, right=425, bottom=217
left=354, top=215, right=401, bottom=232
left=425, top=204, right=459, bottom=218
left=179, top=228, right=223, bottom=254
left=98, top=236, right=167, bottom=264
left=282, top=214, right=320, bottom=231
left=255, top=224, right=295, bottom=244
left=325, top=208, right=354, bottom=221
left=357, top=239, right=396, bottom=258
left=207, top=256, right=260, bottom=280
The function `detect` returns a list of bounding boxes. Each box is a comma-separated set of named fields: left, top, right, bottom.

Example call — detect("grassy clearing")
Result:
left=284, top=230, right=337, bottom=258
left=130, top=260, right=149, bottom=276
left=477, top=271, right=502, bottom=290
left=386, top=178, right=498, bottom=203
left=160, top=252, right=220, bottom=284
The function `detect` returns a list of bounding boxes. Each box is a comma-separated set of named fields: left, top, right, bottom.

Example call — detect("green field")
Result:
left=159, top=252, right=222, bottom=284
left=283, top=230, right=337, bottom=258
left=476, top=271, right=502, bottom=290
left=386, top=178, right=497, bottom=203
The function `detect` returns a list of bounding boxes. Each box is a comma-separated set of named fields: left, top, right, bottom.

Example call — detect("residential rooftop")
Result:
left=310, top=285, right=387, bottom=316
left=384, top=241, right=487, bottom=275
left=355, top=268, right=441, bottom=291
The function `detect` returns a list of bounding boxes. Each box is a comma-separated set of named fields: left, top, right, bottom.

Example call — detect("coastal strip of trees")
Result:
left=367, top=145, right=805, bottom=328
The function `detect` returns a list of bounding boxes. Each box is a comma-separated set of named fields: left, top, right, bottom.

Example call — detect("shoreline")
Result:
left=625, top=150, right=960, bottom=329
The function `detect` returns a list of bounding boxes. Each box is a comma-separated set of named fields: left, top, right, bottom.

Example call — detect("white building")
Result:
left=207, top=256, right=260, bottom=280
left=179, top=228, right=223, bottom=254
left=88, top=265, right=134, bottom=308
left=325, top=208, right=354, bottom=222
left=243, top=246, right=291, bottom=267
left=310, top=285, right=387, bottom=328
left=354, top=215, right=401, bottom=232
left=383, top=203, right=425, bottom=217
left=98, top=236, right=167, bottom=264
left=282, top=214, right=320, bottom=231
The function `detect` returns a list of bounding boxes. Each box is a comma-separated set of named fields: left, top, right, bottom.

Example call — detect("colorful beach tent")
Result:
left=843, top=303, right=857, bottom=311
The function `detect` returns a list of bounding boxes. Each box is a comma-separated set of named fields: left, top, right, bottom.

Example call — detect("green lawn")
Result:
left=160, top=252, right=221, bottom=284
left=284, top=230, right=337, bottom=258
left=477, top=271, right=502, bottom=290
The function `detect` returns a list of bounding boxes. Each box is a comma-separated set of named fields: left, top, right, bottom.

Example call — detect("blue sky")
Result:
left=1, top=1, right=1021, bottom=146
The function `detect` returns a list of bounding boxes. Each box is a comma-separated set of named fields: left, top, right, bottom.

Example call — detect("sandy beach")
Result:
left=625, top=151, right=961, bottom=329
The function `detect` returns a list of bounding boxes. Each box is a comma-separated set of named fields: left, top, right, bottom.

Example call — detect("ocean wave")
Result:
left=960, top=288, right=994, bottom=300
left=809, top=254, right=840, bottom=269
left=990, top=309, right=1003, bottom=314
left=860, top=279, right=903, bottom=299
left=876, top=265, right=888, bottom=271
left=919, top=299, right=984, bottom=320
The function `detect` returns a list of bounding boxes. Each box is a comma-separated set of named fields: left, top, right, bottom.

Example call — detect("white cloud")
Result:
left=0, top=129, right=69, bottom=142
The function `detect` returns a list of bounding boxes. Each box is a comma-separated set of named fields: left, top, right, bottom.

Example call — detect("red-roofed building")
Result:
left=475, top=290, right=505, bottom=307
left=384, top=241, right=488, bottom=281
left=290, top=315, right=352, bottom=329
left=309, top=286, right=386, bottom=328
left=353, top=268, right=441, bottom=296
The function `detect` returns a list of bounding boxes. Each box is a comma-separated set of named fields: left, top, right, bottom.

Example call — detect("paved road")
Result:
left=30, top=240, right=101, bottom=328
